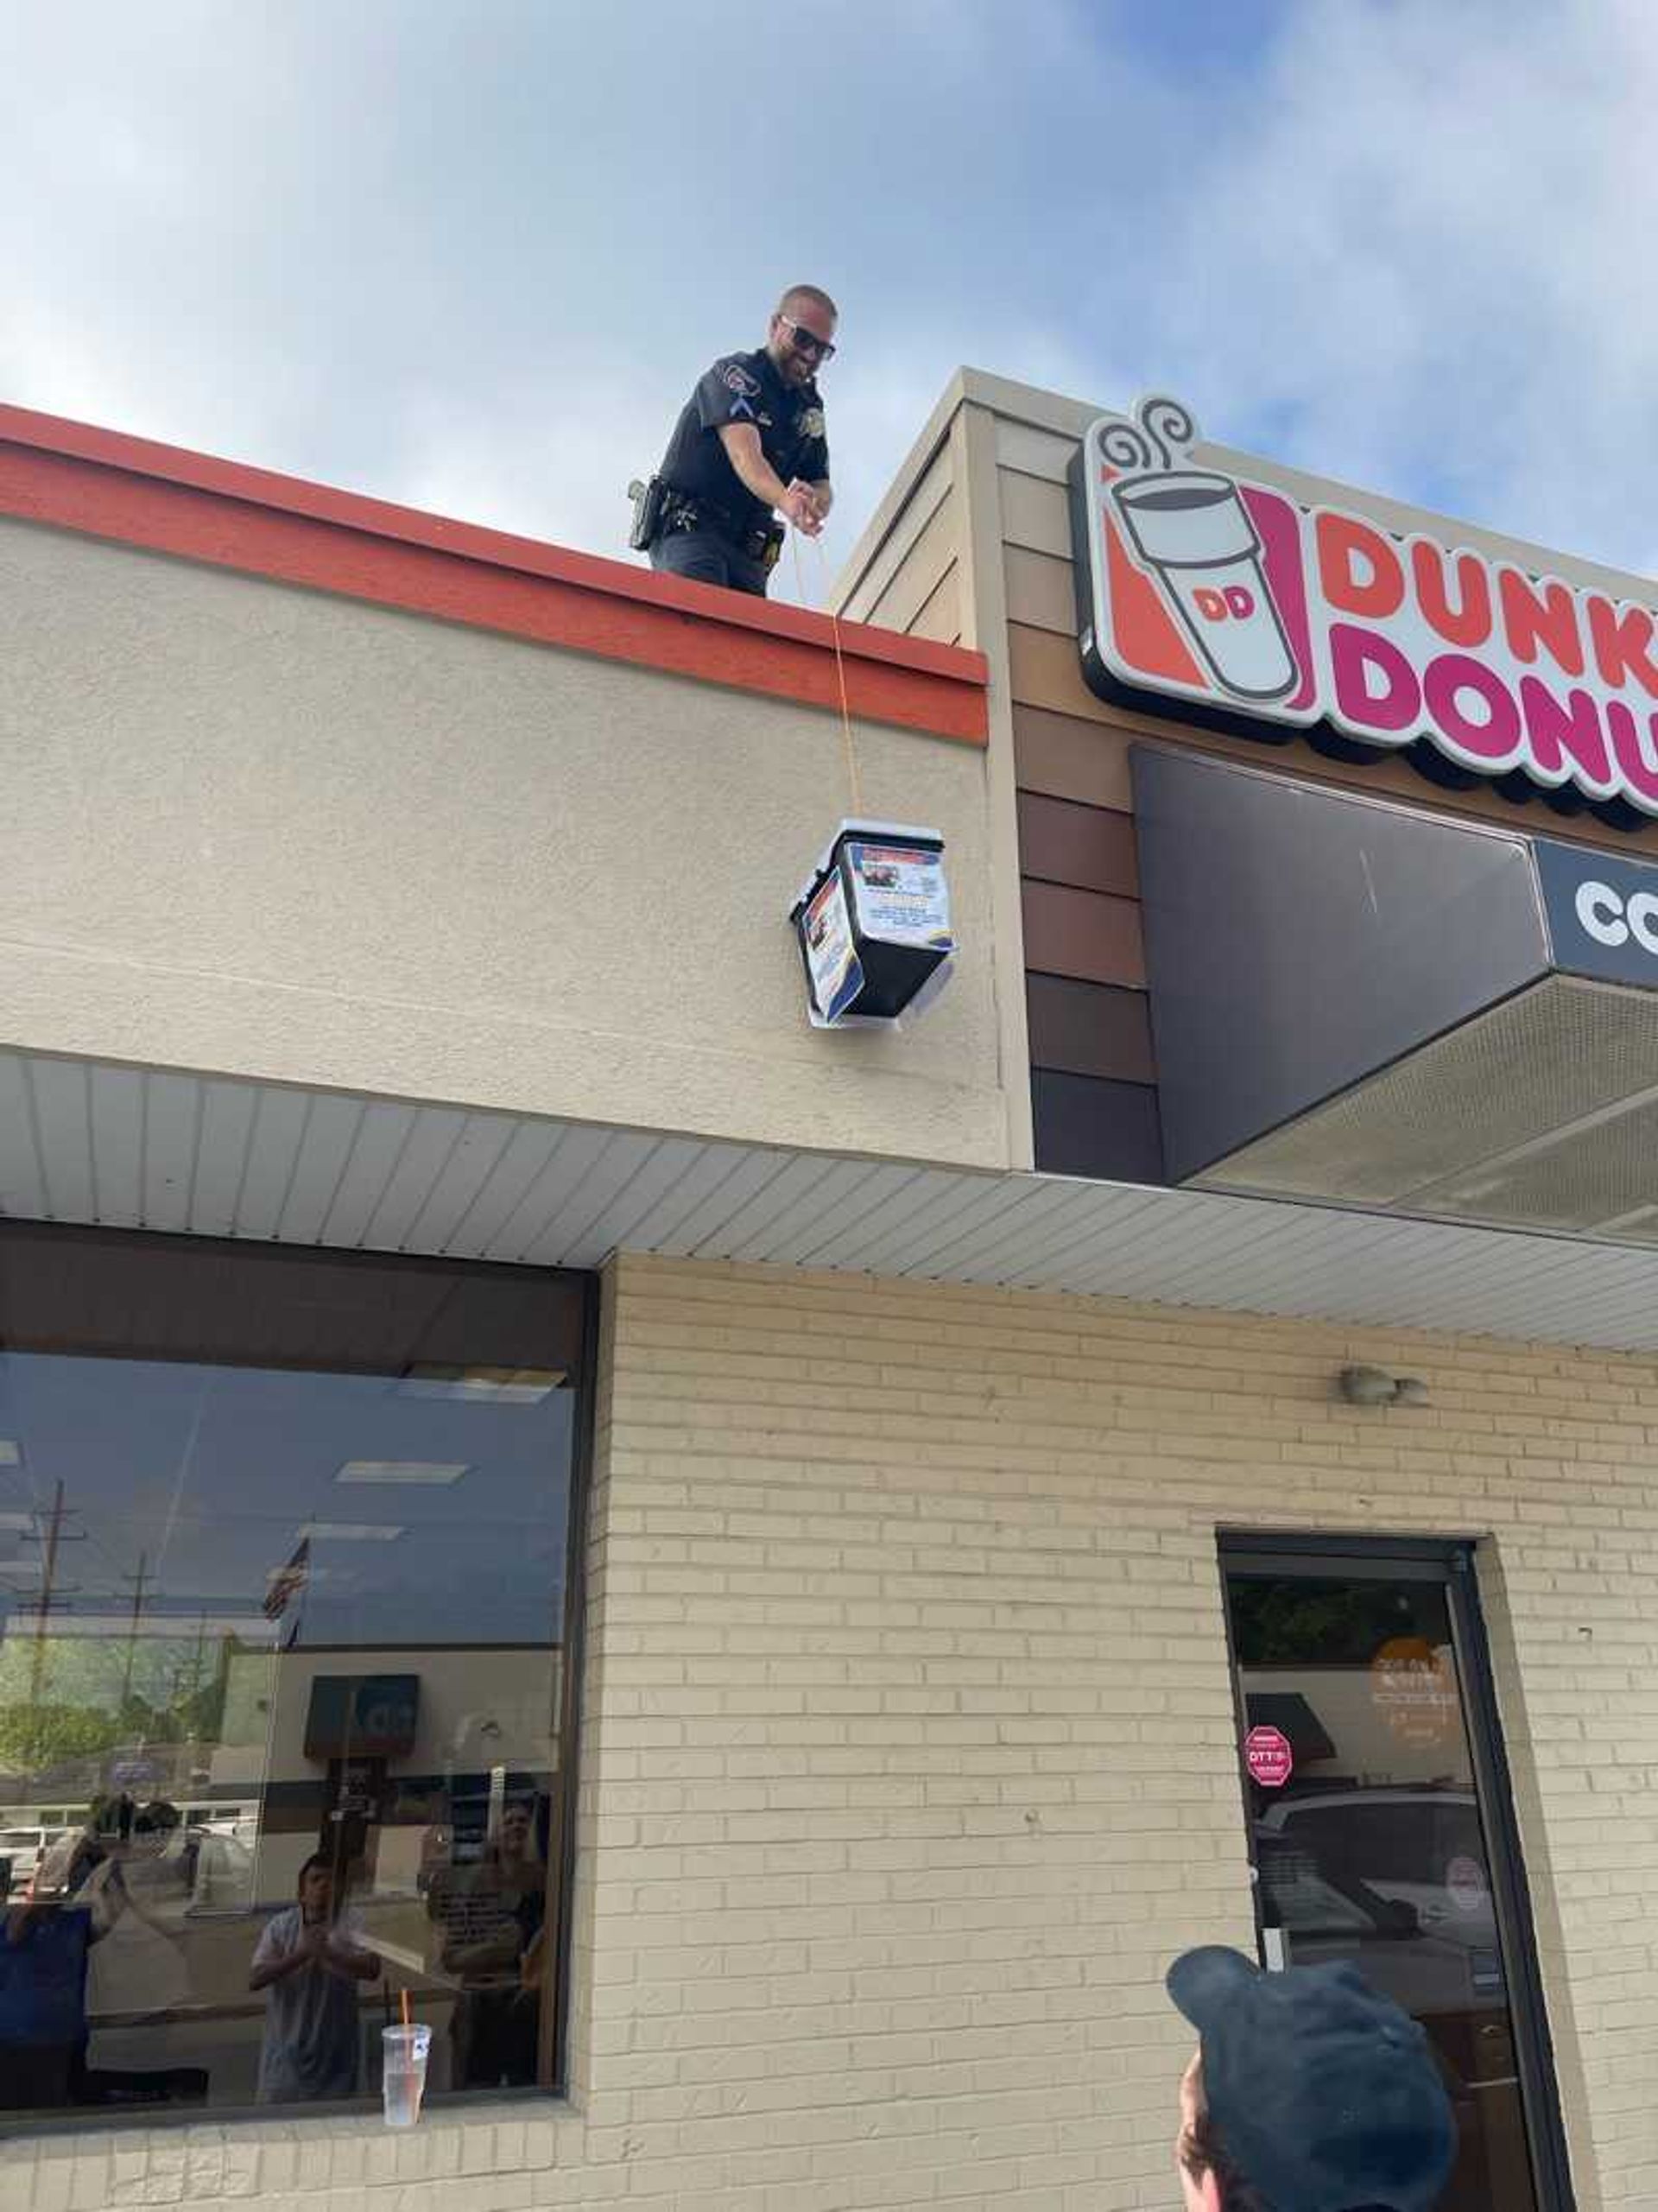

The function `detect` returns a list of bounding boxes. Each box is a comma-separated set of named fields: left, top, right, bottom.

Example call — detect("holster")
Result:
left=627, top=476, right=669, bottom=553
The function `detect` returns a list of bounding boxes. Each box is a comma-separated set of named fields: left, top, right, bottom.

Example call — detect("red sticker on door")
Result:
left=1244, top=1724, right=1294, bottom=1789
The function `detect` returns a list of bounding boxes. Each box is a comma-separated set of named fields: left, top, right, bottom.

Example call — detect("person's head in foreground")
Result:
left=1167, top=1946, right=1458, bottom=2212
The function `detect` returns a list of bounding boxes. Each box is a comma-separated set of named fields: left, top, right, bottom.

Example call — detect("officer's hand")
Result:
left=782, top=481, right=824, bottom=536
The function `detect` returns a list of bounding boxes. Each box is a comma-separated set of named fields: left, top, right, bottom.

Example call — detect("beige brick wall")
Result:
left=14, top=1250, right=1658, bottom=2209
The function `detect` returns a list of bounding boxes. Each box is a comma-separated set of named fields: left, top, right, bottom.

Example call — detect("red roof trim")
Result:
left=0, top=402, right=989, bottom=745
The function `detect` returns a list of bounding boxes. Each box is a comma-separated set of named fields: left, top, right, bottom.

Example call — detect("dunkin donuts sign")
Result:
left=1074, top=394, right=1658, bottom=818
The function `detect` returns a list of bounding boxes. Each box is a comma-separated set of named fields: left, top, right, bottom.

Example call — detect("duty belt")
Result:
left=663, top=489, right=783, bottom=567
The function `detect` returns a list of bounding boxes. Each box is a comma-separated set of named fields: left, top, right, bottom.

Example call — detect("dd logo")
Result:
left=1193, top=584, right=1256, bottom=623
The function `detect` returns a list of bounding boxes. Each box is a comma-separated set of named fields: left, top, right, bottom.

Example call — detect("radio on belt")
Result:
left=789, top=821, right=955, bottom=1028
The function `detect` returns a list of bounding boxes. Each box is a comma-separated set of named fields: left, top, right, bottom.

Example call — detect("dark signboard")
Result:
left=302, top=1673, right=420, bottom=1760
left=1535, top=839, right=1658, bottom=987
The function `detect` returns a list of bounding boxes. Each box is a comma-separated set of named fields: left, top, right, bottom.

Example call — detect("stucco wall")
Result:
left=22, top=1255, right=1658, bottom=2209
left=0, top=520, right=1009, bottom=1169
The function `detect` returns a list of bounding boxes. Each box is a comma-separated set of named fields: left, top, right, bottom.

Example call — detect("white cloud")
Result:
left=1147, top=0, right=1658, bottom=574
left=5, top=0, right=1658, bottom=590
left=0, top=303, right=142, bottom=438
left=392, top=371, right=657, bottom=552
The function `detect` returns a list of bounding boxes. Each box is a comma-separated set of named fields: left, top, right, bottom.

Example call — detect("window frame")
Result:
left=1217, top=1531, right=1577, bottom=2212
left=0, top=1225, right=597, bottom=2138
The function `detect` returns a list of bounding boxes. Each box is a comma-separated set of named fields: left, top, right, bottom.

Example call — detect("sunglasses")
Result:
left=777, top=315, right=836, bottom=363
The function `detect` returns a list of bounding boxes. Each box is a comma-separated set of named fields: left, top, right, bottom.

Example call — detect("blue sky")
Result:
left=0, top=1352, right=573, bottom=1651
left=5, top=0, right=1655, bottom=599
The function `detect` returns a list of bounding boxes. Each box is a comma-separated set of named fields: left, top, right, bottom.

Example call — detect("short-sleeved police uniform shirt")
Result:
left=659, top=349, right=829, bottom=538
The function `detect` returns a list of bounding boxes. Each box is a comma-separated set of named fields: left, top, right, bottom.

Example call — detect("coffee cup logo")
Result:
left=1098, top=395, right=1300, bottom=705
left=1075, top=388, right=1658, bottom=818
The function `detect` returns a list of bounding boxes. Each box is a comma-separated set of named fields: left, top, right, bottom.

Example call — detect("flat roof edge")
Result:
left=0, top=401, right=989, bottom=745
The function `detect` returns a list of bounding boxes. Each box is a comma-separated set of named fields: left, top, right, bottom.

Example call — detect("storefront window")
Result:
left=0, top=1226, right=588, bottom=2126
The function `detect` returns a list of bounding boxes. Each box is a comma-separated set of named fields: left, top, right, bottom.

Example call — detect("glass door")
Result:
left=1219, top=1541, right=1571, bottom=2212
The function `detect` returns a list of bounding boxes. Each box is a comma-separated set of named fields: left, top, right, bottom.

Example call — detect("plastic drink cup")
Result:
left=382, top=2023, right=432, bottom=2127
left=1111, top=468, right=1298, bottom=702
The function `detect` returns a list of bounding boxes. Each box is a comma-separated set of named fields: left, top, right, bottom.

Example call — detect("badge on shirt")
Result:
left=800, top=407, right=826, bottom=440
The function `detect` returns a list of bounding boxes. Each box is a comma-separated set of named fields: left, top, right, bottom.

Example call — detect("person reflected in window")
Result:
left=75, top=1798, right=192, bottom=2039
left=0, top=1794, right=131, bottom=2110
left=427, top=1797, right=545, bottom=2088
left=32, top=1796, right=117, bottom=1902
left=250, top=1854, right=380, bottom=2105
left=0, top=1887, right=96, bottom=2110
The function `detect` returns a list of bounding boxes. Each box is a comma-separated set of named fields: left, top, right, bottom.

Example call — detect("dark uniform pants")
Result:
left=651, top=529, right=771, bottom=599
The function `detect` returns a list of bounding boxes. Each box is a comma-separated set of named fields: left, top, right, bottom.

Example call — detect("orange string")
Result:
left=791, top=527, right=864, bottom=819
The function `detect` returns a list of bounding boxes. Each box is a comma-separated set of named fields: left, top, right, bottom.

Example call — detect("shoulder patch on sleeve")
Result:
left=720, top=361, right=763, bottom=398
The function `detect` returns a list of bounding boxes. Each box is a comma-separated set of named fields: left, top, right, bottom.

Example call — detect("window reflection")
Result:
left=0, top=1229, right=584, bottom=2124
left=1227, top=1569, right=1537, bottom=2212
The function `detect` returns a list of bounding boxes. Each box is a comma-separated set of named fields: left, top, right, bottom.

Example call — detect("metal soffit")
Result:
left=6, top=1050, right=1658, bottom=1350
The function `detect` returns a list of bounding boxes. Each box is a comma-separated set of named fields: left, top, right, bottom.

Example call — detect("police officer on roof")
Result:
left=639, top=285, right=836, bottom=597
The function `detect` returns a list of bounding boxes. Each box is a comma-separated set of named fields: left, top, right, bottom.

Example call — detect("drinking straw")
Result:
left=400, top=1987, right=411, bottom=2030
